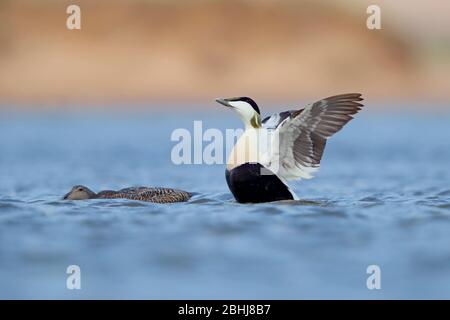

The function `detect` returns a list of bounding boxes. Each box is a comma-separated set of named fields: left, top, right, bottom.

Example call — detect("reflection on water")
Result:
left=0, top=111, right=449, bottom=299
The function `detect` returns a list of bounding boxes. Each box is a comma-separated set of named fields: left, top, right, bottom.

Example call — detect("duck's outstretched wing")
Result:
left=262, top=110, right=298, bottom=130
left=263, top=93, right=363, bottom=181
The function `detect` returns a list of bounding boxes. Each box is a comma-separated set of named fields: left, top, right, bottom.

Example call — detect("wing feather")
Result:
left=263, top=93, right=363, bottom=180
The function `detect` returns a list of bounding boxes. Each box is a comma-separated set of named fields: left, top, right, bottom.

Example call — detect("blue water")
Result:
left=0, top=109, right=449, bottom=299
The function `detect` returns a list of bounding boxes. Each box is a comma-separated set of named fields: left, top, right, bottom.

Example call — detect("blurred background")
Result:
left=0, top=0, right=449, bottom=108
left=1, top=0, right=450, bottom=300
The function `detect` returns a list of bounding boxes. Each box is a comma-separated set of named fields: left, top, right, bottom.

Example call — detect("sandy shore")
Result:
left=0, top=0, right=449, bottom=106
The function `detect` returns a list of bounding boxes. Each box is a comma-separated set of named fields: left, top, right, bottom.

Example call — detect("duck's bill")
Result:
left=215, top=98, right=233, bottom=108
left=62, top=192, right=70, bottom=200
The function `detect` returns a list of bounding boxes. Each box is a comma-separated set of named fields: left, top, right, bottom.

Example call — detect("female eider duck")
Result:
left=63, top=185, right=191, bottom=203
left=215, top=93, right=364, bottom=203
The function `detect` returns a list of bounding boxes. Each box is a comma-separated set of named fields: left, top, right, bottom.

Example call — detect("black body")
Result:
left=225, top=163, right=294, bottom=203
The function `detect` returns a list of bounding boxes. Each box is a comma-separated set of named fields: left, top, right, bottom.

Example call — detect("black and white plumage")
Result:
left=216, top=93, right=364, bottom=203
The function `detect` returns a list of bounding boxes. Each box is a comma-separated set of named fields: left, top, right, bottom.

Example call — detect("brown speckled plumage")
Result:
left=97, top=187, right=191, bottom=203
left=63, top=185, right=191, bottom=203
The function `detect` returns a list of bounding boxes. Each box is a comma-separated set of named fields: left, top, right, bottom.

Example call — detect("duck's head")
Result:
left=63, top=185, right=96, bottom=200
left=215, top=97, right=261, bottom=129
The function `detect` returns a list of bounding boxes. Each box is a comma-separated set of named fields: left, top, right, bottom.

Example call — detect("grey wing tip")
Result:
left=325, top=93, right=364, bottom=102
left=351, top=93, right=364, bottom=102
left=326, top=93, right=365, bottom=115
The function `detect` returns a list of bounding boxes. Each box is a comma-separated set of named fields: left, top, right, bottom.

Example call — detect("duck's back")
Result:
left=97, top=187, right=191, bottom=203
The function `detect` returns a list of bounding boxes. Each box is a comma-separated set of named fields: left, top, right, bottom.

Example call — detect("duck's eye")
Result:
left=78, top=188, right=83, bottom=192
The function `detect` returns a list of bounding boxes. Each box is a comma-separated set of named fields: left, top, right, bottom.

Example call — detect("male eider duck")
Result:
left=63, top=185, right=191, bottom=203
left=216, top=93, right=364, bottom=203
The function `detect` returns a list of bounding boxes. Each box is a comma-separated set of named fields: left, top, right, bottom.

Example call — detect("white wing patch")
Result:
left=261, top=93, right=363, bottom=181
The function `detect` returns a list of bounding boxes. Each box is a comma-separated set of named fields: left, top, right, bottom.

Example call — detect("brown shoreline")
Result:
left=1, top=0, right=449, bottom=106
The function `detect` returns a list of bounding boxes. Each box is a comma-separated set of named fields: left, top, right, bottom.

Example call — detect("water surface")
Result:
left=0, top=110, right=449, bottom=299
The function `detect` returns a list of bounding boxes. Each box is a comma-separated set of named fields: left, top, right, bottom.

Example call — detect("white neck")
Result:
left=228, top=100, right=261, bottom=129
